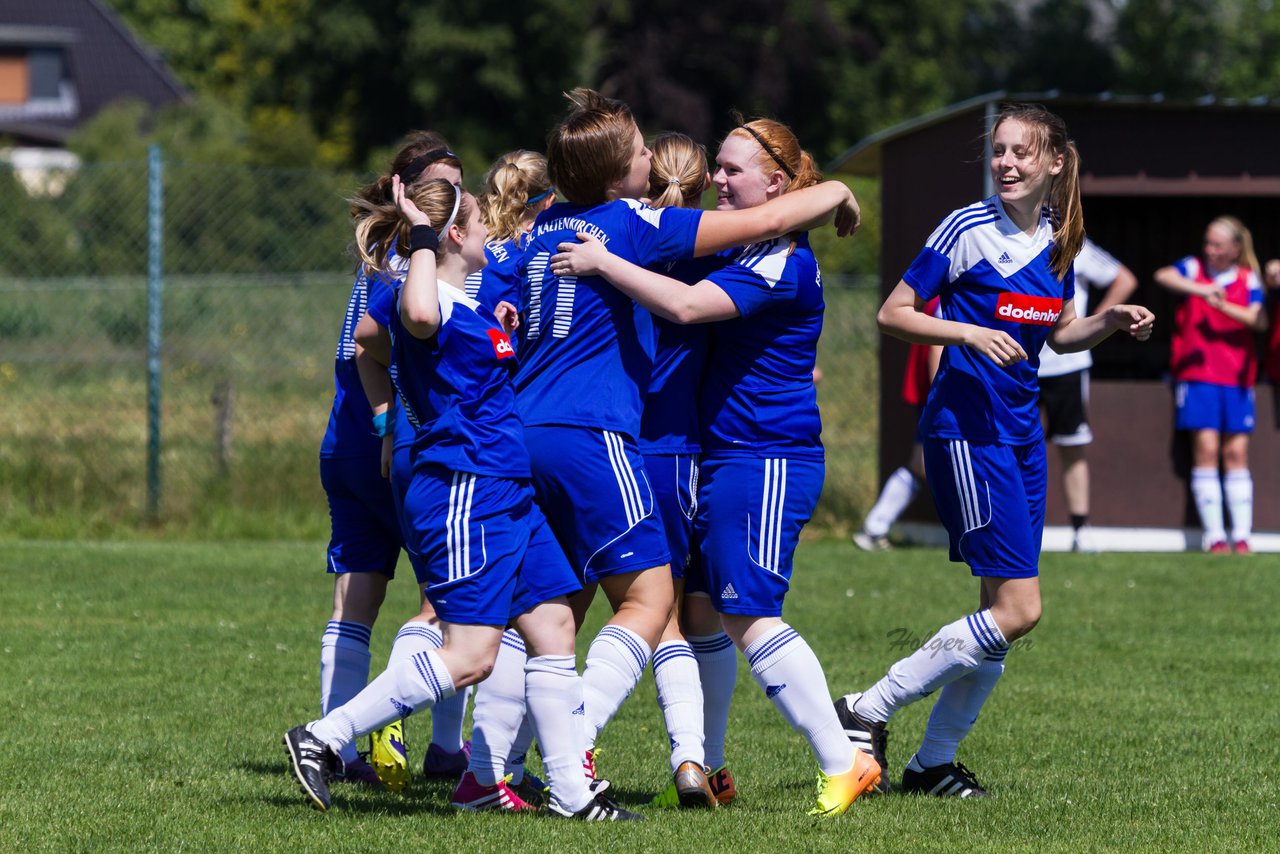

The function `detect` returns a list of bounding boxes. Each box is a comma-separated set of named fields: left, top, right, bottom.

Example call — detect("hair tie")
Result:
left=668, top=178, right=682, bottom=185
left=738, top=123, right=795, bottom=180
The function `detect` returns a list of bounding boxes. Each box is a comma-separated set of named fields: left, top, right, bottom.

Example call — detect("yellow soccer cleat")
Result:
left=807, top=751, right=881, bottom=817
left=370, top=719, right=409, bottom=793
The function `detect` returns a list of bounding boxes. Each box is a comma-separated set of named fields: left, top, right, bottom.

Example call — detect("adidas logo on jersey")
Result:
left=487, top=328, right=515, bottom=359
left=721, top=583, right=738, bottom=600
left=997, top=251, right=1013, bottom=264
left=766, top=683, right=786, bottom=698
left=996, top=292, right=1062, bottom=326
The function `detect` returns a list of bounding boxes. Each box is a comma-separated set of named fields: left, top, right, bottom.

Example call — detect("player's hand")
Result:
left=1204, top=288, right=1226, bottom=310
left=834, top=186, right=861, bottom=237
left=964, top=326, right=1027, bottom=367
left=494, top=300, right=520, bottom=334
left=551, top=232, right=610, bottom=277
left=380, top=435, right=393, bottom=479
left=392, top=174, right=431, bottom=227
left=1105, top=304, right=1155, bottom=341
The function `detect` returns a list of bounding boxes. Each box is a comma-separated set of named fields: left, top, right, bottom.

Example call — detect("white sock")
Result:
left=525, top=655, right=593, bottom=814
left=653, top=641, right=705, bottom=771
left=1191, top=467, right=1226, bottom=545
left=745, top=624, right=855, bottom=775
left=864, top=467, right=921, bottom=538
left=915, top=658, right=1005, bottom=767
left=320, top=621, right=372, bottom=764
left=387, top=620, right=442, bottom=667
left=469, top=630, right=527, bottom=786
left=857, top=610, right=1008, bottom=723
left=384, top=621, right=469, bottom=752
left=689, top=632, right=737, bottom=769
left=582, top=624, right=651, bottom=747
left=1223, top=469, right=1253, bottom=543
left=505, top=716, right=536, bottom=784
left=309, top=646, right=455, bottom=754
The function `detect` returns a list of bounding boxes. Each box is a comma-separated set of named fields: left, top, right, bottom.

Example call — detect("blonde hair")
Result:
left=547, top=88, right=638, bottom=205
left=991, top=104, right=1083, bottom=281
left=479, top=150, right=552, bottom=244
left=1208, top=215, right=1261, bottom=277
left=647, top=133, right=707, bottom=210
left=724, top=117, right=822, bottom=193
left=352, top=179, right=473, bottom=273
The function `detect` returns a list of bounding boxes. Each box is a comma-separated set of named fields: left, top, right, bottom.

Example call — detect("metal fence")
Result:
left=0, top=150, right=881, bottom=539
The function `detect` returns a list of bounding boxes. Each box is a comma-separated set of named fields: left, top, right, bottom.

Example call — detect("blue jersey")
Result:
left=465, top=237, right=526, bottom=316
left=388, top=277, right=529, bottom=479
left=321, top=265, right=403, bottom=459
left=699, top=234, right=824, bottom=461
left=639, top=256, right=719, bottom=454
left=906, top=197, right=1074, bottom=445
left=515, top=199, right=703, bottom=436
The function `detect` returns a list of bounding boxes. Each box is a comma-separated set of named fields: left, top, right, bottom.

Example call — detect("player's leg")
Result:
left=856, top=444, right=924, bottom=550
left=1044, top=370, right=1096, bottom=552
left=1221, top=386, right=1255, bottom=553
left=1178, top=382, right=1228, bottom=551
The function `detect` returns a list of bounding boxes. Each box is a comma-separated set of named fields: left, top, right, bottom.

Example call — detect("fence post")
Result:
left=146, top=144, right=164, bottom=521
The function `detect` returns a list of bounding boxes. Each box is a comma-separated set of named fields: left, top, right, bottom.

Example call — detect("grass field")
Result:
left=3, top=539, right=1277, bottom=851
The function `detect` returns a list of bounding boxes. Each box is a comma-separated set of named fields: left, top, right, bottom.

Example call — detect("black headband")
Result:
left=738, top=124, right=795, bottom=180
left=399, top=148, right=462, bottom=186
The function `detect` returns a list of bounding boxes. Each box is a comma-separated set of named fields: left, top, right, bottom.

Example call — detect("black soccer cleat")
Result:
left=547, top=785, right=646, bottom=821
left=283, top=725, right=340, bottom=811
left=899, top=759, right=990, bottom=798
left=834, top=692, right=891, bottom=794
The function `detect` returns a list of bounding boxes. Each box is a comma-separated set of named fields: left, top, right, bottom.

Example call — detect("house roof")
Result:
left=827, top=90, right=1280, bottom=177
left=0, top=0, right=187, bottom=145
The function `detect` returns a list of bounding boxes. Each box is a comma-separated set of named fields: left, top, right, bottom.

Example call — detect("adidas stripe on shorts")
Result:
left=523, top=425, right=671, bottom=582
left=922, top=437, right=1045, bottom=578
left=689, top=455, right=823, bottom=616
left=398, top=464, right=581, bottom=625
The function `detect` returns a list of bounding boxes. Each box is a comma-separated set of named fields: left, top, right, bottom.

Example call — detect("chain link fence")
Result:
left=0, top=151, right=881, bottom=539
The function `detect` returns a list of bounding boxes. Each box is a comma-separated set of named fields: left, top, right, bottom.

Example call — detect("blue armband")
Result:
left=372, top=411, right=391, bottom=437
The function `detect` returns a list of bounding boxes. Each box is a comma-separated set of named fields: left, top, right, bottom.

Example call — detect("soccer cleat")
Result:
left=510, top=770, right=550, bottom=807
left=422, top=740, right=471, bottom=779
left=450, top=771, right=537, bottom=812
left=370, top=720, right=409, bottom=793
left=1208, top=540, right=1230, bottom=555
left=1233, top=540, right=1251, bottom=555
left=900, top=758, right=989, bottom=798
left=852, top=531, right=891, bottom=552
left=582, top=746, right=601, bottom=781
left=283, top=725, right=340, bottom=811
left=834, top=692, right=891, bottom=794
left=708, top=765, right=737, bottom=805
left=547, top=788, right=645, bottom=821
left=1071, top=525, right=1099, bottom=554
left=334, top=756, right=383, bottom=788
left=807, top=751, right=881, bottom=817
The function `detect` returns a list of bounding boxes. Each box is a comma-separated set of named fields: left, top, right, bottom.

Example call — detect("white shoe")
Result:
left=1072, top=526, right=1099, bottom=554
left=853, top=531, right=891, bottom=552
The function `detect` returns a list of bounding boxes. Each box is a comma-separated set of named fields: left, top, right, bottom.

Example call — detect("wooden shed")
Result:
left=830, top=91, right=1280, bottom=550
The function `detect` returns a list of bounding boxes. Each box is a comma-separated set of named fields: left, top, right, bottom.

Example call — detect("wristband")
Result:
left=408, top=224, right=439, bottom=254
left=372, top=410, right=391, bottom=437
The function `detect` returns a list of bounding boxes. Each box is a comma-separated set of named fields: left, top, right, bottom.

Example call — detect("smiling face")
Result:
left=712, top=132, right=778, bottom=211
left=1203, top=222, right=1242, bottom=273
left=990, top=118, right=1063, bottom=215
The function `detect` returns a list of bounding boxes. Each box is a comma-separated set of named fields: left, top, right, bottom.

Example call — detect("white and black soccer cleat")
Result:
left=834, top=692, right=891, bottom=794
left=283, top=725, right=340, bottom=811
left=900, top=759, right=990, bottom=798
left=546, top=786, right=645, bottom=821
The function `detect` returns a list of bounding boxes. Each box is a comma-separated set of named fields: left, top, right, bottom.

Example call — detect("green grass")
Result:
left=2, top=540, right=1277, bottom=851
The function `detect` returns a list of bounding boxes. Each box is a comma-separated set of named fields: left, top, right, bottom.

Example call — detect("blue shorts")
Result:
left=689, top=456, right=823, bottom=617
left=922, top=438, right=1045, bottom=578
left=399, top=466, right=581, bottom=625
left=644, top=453, right=700, bottom=580
left=319, top=455, right=402, bottom=577
left=524, top=426, right=671, bottom=583
left=1175, top=381, right=1255, bottom=434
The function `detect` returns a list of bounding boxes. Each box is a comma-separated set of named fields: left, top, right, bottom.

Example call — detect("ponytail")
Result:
left=1049, top=140, right=1084, bottom=281
left=647, top=132, right=708, bottom=210
left=353, top=179, right=472, bottom=272
left=480, top=150, right=552, bottom=243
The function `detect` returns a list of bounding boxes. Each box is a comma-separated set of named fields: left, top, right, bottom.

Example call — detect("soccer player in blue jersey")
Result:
left=833, top=103, right=1153, bottom=798
left=286, top=176, right=639, bottom=821
left=318, top=133, right=467, bottom=787
left=550, top=116, right=879, bottom=816
left=519, top=90, right=860, bottom=789
left=465, top=150, right=557, bottom=317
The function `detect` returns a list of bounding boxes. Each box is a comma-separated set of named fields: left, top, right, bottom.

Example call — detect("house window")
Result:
left=29, top=49, right=63, bottom=100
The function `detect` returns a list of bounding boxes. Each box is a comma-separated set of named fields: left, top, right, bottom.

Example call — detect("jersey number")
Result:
left=526, top=251, right=575, bottom=340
